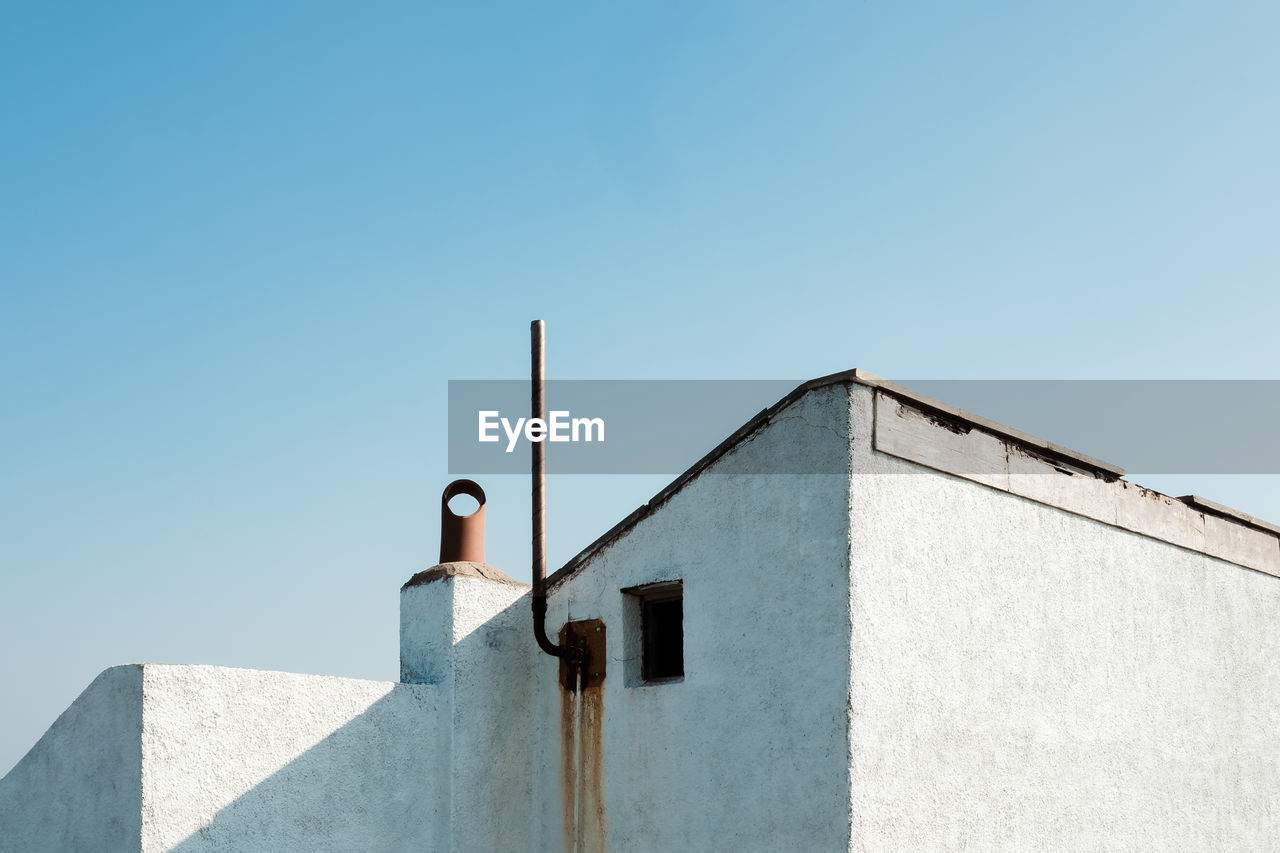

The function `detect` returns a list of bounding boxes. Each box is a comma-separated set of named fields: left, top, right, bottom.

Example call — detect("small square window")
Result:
left=623, top=581, right=683, bottom=685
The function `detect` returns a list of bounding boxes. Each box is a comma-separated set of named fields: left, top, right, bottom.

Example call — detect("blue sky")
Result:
left=2, top=0, right=1278, bottom=772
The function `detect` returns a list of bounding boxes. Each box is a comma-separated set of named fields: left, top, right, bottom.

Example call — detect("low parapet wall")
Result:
left=0, top=665, right=144, bottom=853
left=0, top=665, right=447, bottom=853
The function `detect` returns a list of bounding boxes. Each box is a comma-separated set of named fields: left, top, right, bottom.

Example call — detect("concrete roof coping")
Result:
left=836, top=369, right=1126, bottom=477
left=546, top=369, right=1272, bottom=591
left=1179, top=495, right=1280, bottom=537
left=402, top=561, right=529, bottom=590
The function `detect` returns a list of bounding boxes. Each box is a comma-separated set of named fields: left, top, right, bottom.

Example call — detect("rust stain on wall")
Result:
left=559, top=684, right=577, bottom=853
left=559, top=620, right=606, bottom=853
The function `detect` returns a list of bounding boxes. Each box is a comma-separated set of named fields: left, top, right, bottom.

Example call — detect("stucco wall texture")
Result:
left=1, top=666, right=445, bottom=853
left=401, top=566, right=539, bottom=853
left=539, top=386, right=855, bottom=853
left=3, top=376, right=1278, bottom=852
left=846, top=383, right=1280, bottom=851
left=140, top=666, right=444, bottom=852
left=0, top=665, right=143, bottom=853
left=539, top=381, right=1279, bottom=851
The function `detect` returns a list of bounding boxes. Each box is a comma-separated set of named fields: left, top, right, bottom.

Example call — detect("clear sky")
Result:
left=2, top=0, right=1278, bottom=772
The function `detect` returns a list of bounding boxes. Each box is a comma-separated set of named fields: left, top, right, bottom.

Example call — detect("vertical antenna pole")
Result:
left=531, top=320, right=575, bottom=660
left=532, top=319, right=546, bottom=588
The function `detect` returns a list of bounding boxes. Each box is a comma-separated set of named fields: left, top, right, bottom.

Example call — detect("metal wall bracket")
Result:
left=559, top=619, right=606, bottom=692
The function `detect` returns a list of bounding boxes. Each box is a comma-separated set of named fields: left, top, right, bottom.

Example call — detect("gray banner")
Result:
left=447, top=379, right=1280, bottom=475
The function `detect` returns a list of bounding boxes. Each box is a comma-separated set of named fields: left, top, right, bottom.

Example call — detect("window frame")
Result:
left=621, top=580, right=684, bottom=686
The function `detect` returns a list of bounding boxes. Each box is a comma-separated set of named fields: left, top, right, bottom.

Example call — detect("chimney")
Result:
left=439, top=479, right=486, bottom=564
left=398, top=481, right=538, bottom=849
left=400, top=479, right=530, bottom=685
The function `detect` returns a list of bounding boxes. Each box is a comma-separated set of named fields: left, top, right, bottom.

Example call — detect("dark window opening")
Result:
left=641, top=591, right=683, bottom=682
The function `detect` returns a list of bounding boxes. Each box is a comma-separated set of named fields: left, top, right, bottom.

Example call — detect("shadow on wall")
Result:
left=160, top=685, right=448, bottom=853
left=163, top=591, right=538, bottom=853
left=0, top=665, right=145, bottom=853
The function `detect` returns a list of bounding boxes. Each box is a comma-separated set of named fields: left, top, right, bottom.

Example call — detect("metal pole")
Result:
left=532, top=319, right=546, bottom=586
left=531, top=320, right=575, bottom=660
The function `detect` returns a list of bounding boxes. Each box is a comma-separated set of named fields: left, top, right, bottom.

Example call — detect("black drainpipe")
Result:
left=531, top=320, right=581, bottom=663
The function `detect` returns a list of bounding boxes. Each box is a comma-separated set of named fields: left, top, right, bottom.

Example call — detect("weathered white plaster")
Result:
left=0, top=665, right=143, bottom=853
left=874, top=390, right=1280, bottom=577
left=1, top=664, right=448, bottom=853
left=850, top=382, right=1280, bottom=850
left=140, top=665, right=445, bottom=853
left=539, top=386, right=856, bottom=853
left=400, top=565, right=538, bottom=853
left=537, top=379, right=1280, bottom=851
left=400, top=578, right=454, bottom=686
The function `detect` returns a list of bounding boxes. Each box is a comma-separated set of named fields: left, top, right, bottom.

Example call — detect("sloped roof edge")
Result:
left=546, top=369, right=1272, bottom=591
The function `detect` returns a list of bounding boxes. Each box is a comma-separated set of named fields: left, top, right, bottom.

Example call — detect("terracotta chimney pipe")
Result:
left=439, top=479, right=486, bottom=564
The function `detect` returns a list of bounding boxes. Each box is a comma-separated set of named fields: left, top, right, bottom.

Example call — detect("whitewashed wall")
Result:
left=140, top=666, right=446, bottom=853
left=401, top=565, right=539, bottom=853
left=539, top=378, right=1280, bottom=851
left=1, top=567, right=531, bottom=853
left=847, top=382, right=1280, bottom=850
left=0, top=665, right=143, bottom=853
left=541, top=385, right=856, bottom=853
left=0, top=665, right=449, bottom=853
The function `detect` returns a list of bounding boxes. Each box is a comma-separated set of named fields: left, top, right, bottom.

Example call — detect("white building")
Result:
left=3, top=370, right=1278, bottom=852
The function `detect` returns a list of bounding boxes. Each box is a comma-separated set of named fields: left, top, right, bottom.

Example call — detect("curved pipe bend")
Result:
left=530, top=319, right=580, bottom=663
